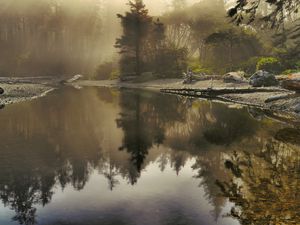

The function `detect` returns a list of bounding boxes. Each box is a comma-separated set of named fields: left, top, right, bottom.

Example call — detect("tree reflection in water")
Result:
left=0, top=87, right=298, bottom=225
left=216, top=138, right=300, bottom=224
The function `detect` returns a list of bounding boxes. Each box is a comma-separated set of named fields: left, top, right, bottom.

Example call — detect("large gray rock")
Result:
left=223, top=71, right=247, bottom=83
left=281, top=73, right=300, bottom=92
left=249, top=70, right=279, bottom=87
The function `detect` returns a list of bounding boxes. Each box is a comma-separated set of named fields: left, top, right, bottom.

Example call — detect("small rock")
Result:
left=0, top=87, right=3, bottom=95
left=223, top=71, right=247, bottom=83
left=249, top=70, right=279, bottom=87
left=281, top=73, right=300, bottom=92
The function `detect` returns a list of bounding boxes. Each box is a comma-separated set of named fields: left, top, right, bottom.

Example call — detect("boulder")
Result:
left=249, top=70, right=279, bottom=87
left=281, top=73, right=300, bottom=92
left=223, top=71, right=247, bottom=83
left=295, top=104, right=300, bottom=114
left=0, top=87, right=3, bottom=95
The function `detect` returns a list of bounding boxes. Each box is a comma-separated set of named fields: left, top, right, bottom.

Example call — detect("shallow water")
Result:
left=0, top=87, right=299, bottom=225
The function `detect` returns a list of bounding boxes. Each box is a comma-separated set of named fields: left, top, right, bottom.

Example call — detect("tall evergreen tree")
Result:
left=115, top=0, right=152, bottom=76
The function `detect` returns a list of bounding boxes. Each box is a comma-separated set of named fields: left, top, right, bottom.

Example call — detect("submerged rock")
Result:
left=249, top=70, right=279, bottom=87
left=223, top=71, right=247, bottom=83
left=281, top=73, right=300, bottom=92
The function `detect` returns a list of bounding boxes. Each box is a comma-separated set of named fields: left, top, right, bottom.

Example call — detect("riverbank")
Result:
left=74, top=79, right=300, bottom=125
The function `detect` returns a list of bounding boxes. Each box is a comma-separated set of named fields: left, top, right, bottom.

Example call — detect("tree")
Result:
left=204, top=27, right=263, bottom=73
left=115, top=0, right=152, bottom=76
left=228, top=0, right=300, bottom=28
left=229, top=0, right=300, bottom=65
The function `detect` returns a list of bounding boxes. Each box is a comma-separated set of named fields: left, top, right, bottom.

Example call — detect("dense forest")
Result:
left=0, top=0, right=109, bottom=76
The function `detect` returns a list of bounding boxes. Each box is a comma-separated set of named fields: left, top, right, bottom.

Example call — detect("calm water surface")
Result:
left=0, top=87, right=299, bottom=225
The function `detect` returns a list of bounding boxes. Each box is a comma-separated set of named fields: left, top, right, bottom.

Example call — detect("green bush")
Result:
left=154, top=46, right=188, bottom=78
left=256, top=57, right=282, bottom=74
left=109, top=69, right=121, bottom=80
left=235, top=57, right=260, bottom=76
left=94, top=61, right=119, bottom=80
left=187, top=58, right=213, bottom=75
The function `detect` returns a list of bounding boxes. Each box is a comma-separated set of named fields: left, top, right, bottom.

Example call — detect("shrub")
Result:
left=109, top=69, right=121, bottom=80
left=187, top=58, right=213, bottom=75
left=256, top=57, right=282, bottom=74
left=94, top=61, right=119, bottom=80
left=235, top=57, right=260, bottom=76
left=154, top=46, right=188, bottom=78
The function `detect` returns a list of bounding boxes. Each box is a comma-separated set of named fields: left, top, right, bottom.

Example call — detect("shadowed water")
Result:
left=0, top=87, right=299, bottom=225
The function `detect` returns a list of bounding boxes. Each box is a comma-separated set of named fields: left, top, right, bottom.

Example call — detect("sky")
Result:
left=104, top=0, right=200, bottom=16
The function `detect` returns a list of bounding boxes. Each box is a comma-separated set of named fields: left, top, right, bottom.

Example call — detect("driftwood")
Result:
left=161, top=87, right=288, bottom=98
left=265, top=93, right=299, bottom=103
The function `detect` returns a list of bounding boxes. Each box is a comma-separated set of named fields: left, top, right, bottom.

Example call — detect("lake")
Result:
left=0, top=87, right=299, bottom=225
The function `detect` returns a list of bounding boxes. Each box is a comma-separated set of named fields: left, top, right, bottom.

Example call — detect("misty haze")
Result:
left=0, top=1, right=299, bottom=225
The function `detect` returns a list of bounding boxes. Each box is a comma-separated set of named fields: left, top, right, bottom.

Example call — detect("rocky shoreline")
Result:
left=0, top=75, right=82, bottom=106
left=73, top=77, right=300, bottom=126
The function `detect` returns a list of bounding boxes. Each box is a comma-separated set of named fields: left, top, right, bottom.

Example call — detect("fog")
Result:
left=0, top=0, right=201, bottom=77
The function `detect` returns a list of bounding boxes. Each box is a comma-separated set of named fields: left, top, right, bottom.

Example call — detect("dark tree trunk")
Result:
left=135, top=41, right=141, bottom=76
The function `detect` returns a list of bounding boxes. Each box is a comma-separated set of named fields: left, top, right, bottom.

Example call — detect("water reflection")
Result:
left=0, top=87, right=298, bottom=225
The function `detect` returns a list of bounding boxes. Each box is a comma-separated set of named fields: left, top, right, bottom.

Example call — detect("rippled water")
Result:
left=0, top=87, right=299, bottom=225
